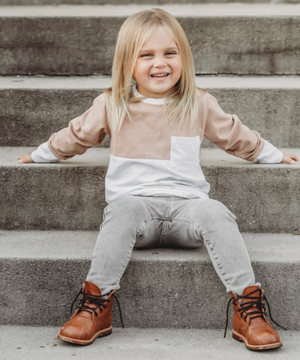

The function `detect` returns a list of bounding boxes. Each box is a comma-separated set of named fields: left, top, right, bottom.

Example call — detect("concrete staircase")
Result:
left=1, top=1, right=300, bottom=358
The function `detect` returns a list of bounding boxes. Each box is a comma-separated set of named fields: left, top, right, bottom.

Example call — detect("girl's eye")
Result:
left=140, top=53, right=152, bottom=58
left=166, top=51, right=176, bottom=56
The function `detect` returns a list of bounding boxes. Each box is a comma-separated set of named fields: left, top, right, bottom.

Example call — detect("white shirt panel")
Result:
left=105, top=154, right=210, bottom=203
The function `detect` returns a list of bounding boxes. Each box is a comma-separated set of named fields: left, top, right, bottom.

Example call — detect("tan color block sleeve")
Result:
left=48, top=93, right=109, bottom=160
left=204, top=93, right=265, bottom=161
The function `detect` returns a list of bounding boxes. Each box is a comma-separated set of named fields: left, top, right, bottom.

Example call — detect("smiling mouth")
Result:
left=151, top=73, right=169, bottom=78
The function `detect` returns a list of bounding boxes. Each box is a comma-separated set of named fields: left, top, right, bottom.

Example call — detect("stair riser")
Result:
left=0, top=257, right=298, bottom=329
left=0, top=0, right=284, bottom=6
left=0, top=89, right=110, bottom=148
left=1, top=88, right=300, bottom=147
left=1, top=166, right=299, bottom=232
left=1, top=16, right=300, bottom=75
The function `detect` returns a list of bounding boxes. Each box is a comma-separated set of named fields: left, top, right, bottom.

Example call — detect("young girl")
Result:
left=18, top=8, right=297, bottom=351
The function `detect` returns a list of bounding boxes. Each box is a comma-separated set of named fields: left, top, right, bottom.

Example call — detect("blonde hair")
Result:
left=106, top=8, right=198, bottom=132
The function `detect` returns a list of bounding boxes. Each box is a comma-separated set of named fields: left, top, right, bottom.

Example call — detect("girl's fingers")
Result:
left=282, top=153, right=298, bottom=164
left=18, top=154, right=33, bottom=163
left=288, top=154, right=298, bottom=163
left=291, top=154, right=298, bottom=161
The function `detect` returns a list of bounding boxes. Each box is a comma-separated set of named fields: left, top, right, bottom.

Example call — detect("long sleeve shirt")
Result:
left=31, top=87, right=283, bottom=203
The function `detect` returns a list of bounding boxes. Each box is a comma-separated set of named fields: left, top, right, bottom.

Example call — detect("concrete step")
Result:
left=1, top=231, right=299, bottom=329
left=1, top=147, right=300, bottom=232
left=2, top=0, right=300, bottom=6
left=1, top=326, right=299, bottom=360
left=1, top=4, right=300, bottom=75
left=1, top=75, right=300, bottom=148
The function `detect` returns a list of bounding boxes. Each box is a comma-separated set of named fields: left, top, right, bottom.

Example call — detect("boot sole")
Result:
left=232, top=330, right=283, bottom=351
left=57, top=326, right=112, bottom=345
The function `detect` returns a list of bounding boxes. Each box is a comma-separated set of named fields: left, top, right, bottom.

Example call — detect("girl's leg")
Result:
left=58, top=195, right=162, bottom=345
left=167, top=197, right=282, bottom=351
left=87, top=195, right=154, bottom=295
left=167, top=197, right=255, bottom=295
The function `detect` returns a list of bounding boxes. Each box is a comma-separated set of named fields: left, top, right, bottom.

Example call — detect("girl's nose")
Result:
left=153, top=57, right=166, bottom=68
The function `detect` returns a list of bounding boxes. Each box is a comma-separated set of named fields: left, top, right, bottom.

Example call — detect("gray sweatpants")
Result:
left=87, top=195, right=255, bottom=296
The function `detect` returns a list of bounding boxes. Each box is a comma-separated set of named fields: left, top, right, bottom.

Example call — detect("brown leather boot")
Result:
left=57, top=281, right=115, bottom=345
left=226, top=285, right=284, bottom=350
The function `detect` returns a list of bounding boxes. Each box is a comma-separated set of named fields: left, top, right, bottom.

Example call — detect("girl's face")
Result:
left=133, top=26, right=182, bottom=99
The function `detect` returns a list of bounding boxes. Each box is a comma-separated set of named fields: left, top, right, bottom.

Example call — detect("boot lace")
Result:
left=224, top=288, right=286, bottom=338
left=70, top=288, right=124, bottom=328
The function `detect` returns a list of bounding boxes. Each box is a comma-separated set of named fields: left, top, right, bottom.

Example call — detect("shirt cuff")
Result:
left=254, top=140, right=283, bottom=164
left=31, top=142, right=60, bottom=163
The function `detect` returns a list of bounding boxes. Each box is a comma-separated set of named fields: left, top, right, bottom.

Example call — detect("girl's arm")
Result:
left=204, top=93, right=297, bottom=165
left=18, top=93, right=109, bottom=164
left=253, top=141, right=297, bottom=164
left=19, top=142, right=59, bottom=163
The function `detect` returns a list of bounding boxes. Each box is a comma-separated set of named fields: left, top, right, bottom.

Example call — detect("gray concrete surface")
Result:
left=1, top=5, right=300, bottom=75
left=2, top=4, right=300, bottom=16
left=2, top=0, right=299, bottom=6
left=0, top=231, right=300, bottom=328
left=1, top=327, right=299, bottom=360
left=1, top=147, right=300, bottom=232
left=3, top=74, right=300, bottom=89
left=2, top=231, right=300, bottom=261
left=1, top=75, right=300, bottom=147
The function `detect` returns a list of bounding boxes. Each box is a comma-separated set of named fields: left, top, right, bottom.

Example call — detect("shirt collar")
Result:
left=132, top=86, right=165, bottom=105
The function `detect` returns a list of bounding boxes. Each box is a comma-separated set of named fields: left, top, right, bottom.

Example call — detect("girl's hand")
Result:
left=281, top=153, right=298, bottom=164
left=18, top=154, right=34, bottom=163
